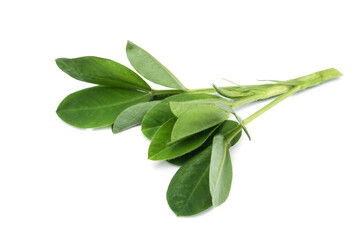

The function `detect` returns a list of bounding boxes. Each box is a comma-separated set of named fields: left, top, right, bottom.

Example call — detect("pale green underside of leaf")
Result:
left=167, top=146, right=213, bottom=216
left=148, top=118, right=219, bottom=160
left=171, top=106, right=230, bottom=142
left=141, top=93, right=223, bottom=140
left=169, top=99, right=231, bottom=117
left=214, top=101, right=234, bottom=113
left=57, top=86, right=151, bottom=128
left=126, top=41, right=187, bottom=90
left=209, top=135, right=232, bottom=207
left=56, top=56, right=151, bottom=91
left=112, top=101, right=159, bottom=133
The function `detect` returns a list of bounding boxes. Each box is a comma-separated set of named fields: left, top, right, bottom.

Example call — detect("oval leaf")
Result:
left=112, top=101, right=159, bottom=133
left=57, top=86, right=151, bottom=128
left=167, top=146, right=213, bottom=216
left=209, top=135, right=232, bottom=207
left=167, top=120, right=241, bottom=166
left=126, top=41, right=187, bottom=90
left=142, top=93, right=223, bottom=139
left=56, top=56, right=151, bottom=91
left=171, top=106, right=230, bottom=142
left=148, top=118, right=219, bottom=160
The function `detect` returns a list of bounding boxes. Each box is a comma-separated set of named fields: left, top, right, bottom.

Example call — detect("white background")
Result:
left=1, top=0, right=359, bottom=239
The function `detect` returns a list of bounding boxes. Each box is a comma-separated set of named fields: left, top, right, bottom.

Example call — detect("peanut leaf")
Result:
left=167, top=146, right=213, bottom=216
left=209, top=135, right=232, bottom=207
left=57, top=86, right=151, bottom=128
left=171, top=106, right=229, bottom=142
left=167, top=120, right=242, bottom=166
left=112, top=101, right=159, bottom=133
left=126, top=41, right=187, bottom=90
left=56, top=56, right=151, bottom=91
left=169, top=99, right=231, bottom=117
left=148, top=118, right=219, bottom=160
left=142, top=93, right=223, bottom=139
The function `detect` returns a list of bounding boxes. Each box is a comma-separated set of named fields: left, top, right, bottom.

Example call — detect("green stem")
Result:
left=152, top=85, right=291, bottom=106
left=188, top=88, right=217, bottom=93
left=243, top=85, right=301, bottom=125
left=152, top=86, right=233, bottom=96
left=225, top=68, right=342, bottom=144
left=230, top=85, right=291, bottom=107
left=225, top=85, right=301, bottom=144
left=152, top=68, right=342, bottom=98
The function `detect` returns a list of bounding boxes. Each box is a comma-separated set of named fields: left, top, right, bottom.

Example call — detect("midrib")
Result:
left=181, top=164, right=210, bottom=212
left=59, top=95, right=148, bottom=112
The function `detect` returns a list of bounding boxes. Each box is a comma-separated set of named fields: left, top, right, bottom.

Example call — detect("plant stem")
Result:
left=225, top=68, right=342, bottom=144
left=225, top=85, right=301, bottom=144
left=151, top=86, right=232, bottom=96
left=243, top=85, right=301, bottom=125
left=153, top=68, right=342, bottom=143
left=230, top=85, right=291, bottom=108
left=152, top=68, right=342, bottom=97
left=152, top=85, right=291, bottom=106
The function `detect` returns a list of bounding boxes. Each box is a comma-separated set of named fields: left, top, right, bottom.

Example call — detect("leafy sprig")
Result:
left=55, top=41, right=342, bottom=216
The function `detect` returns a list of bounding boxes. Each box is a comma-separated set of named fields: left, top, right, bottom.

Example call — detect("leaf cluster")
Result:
left=55, top=41, right=342, bottom=216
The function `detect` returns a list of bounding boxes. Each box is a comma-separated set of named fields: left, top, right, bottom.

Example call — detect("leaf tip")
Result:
left=147, top=150, right=154, bottom=160
left=111, top=125, right=119, bottom=134
left=55, top=58, right=66, bottom=69
left=55, top=102, right=64, bottom=116
left=126, top=40, right=136, bottom=50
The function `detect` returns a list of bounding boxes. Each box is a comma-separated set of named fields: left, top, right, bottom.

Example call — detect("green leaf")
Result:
left=214, top=101, right=234, bottom=113
left=142, top=93, right=223, bottom=139
left=112, top=101, right=159, bottom=133
left=169, top=99, right=231, bottom=117
left=57, top=86, right=151, bottom=128
left=209, top=135, right=232, bottom=207
left=171, top=106, right=229, bottom=142
left=126, top=41, right=187, bottom=90
left=167, top=120, right=241, bottom=166
left=148, top=118, right=219, bottom=160
left=167, top=147, right=205, bottom=166
left=56, top=56, right=151, bottom=91
left=167, top=146, right=213, bottom=216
